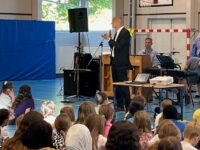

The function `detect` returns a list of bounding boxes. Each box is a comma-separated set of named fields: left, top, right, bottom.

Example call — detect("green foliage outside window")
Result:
left=42, top=0, right=112, bottom=31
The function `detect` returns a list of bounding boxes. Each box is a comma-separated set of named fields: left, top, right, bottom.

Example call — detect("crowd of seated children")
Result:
left=133, top=110, right=153, bottom=150
left=3, top=89, right=200, bottom=150
left=99, top=104, right=114, bottom=137
left=75, top=101, right=96, bottom=124
left=60, top=105, right=75, bottom=125
left=85, top=114, right=107, bottom=150
left=41, top=100, right=56, bottom=127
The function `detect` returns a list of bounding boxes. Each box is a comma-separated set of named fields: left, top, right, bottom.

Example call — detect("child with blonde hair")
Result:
left=181, top=122, right=200, bottom=150
left=41, top=100, right=56, bottom=127
left=192, top=109, right=200, bottom=125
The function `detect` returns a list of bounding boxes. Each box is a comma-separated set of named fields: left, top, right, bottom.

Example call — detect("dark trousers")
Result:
left=111, top=59, right=130, bottom=110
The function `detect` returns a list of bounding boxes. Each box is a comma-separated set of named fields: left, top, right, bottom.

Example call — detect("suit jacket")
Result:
left=109, top=27, right=131, bottom=69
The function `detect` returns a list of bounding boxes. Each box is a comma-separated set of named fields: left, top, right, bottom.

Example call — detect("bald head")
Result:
left=112, top=16, right=123, bottom=30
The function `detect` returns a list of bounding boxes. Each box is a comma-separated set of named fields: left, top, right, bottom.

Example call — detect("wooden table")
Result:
left=113, top=82, right=185, bottom=119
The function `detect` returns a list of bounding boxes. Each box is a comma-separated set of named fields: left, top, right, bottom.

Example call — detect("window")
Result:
left=42, top=0, right=79, bottom=31
left=42, top=0, right=112, bottom=31
left=88, top=0, right=112, bottom=31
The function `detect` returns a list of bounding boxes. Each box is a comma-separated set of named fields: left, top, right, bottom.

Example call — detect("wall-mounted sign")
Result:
left=139, top=0, right=173, bottom=7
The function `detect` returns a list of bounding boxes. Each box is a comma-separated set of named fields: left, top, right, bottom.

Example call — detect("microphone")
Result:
left=109, top=29, right=112, bottom=39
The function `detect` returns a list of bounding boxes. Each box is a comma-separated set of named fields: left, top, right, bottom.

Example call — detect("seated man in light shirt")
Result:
left=138, top=37, right=160, bottom=67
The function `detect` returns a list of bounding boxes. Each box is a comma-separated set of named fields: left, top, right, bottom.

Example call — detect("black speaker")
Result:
left=64, top=70, right=99, bottom=96
left=68, top=8, right=88, bottom=32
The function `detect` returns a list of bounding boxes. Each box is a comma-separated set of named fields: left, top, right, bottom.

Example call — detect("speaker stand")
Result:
left=63, top=32, right=87, bottom=103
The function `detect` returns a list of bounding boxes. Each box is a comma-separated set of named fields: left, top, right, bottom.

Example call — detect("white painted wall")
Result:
left=131, top=0, right=198, bottom=66
left=55, top=31, right=110, bottom=73
left=0, top=0, right=40, bottom=19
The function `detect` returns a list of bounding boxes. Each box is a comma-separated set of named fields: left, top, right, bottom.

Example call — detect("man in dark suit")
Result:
left=102, top=16, right=131, bottom=111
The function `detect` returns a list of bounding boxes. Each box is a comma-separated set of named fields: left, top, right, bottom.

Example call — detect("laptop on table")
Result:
left=127, top=73, right=151, bottom=84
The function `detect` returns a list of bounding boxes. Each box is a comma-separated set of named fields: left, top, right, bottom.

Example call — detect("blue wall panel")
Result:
left=0, top=20, right=55, bottom=80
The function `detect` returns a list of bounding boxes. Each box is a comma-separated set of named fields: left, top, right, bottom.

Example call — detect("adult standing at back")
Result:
left=102, top=16, right=131, bottom=111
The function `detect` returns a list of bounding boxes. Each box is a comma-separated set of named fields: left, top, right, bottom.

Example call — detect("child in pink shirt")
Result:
left=99, top=104, right=114, bottom=137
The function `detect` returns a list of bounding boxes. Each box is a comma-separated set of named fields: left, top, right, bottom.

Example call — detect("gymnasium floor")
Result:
left=5, top=77, right=200, bottom=136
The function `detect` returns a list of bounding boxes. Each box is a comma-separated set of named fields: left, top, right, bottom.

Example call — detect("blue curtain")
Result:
left=0, top=20, right=56, bottom=80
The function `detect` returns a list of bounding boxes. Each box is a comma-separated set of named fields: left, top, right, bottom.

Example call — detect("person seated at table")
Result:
left=184, top=57, right=200, bottom=98
left=173, top=57, right=200, bottom=105
left=138, top=37, right=160, bottom=67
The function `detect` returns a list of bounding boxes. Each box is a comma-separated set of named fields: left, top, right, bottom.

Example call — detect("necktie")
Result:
left=113, top=32, right=117, bottom=41
left=111, top=32, right=117, bottom=57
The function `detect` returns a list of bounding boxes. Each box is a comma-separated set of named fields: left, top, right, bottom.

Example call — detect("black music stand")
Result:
left=156, top=55, right=180, bottom=69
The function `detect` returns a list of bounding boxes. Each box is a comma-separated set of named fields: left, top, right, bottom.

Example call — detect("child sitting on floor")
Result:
left=181, top=122, right=200, bottom=150
left=99, top=104, right=114, bottom=137
left=124, top=95, right=146, bottom=121
left=53, top=114, right=71, bottom=150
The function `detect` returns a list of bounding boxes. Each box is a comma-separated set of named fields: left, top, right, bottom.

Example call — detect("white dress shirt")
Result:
left=112, top=26, right=124, bottom=57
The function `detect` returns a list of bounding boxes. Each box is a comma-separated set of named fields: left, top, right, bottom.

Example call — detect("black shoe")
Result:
left=172, top=100, right=179, bottom=105
left=185, top=95, right=190, bottom=105
left=195, top=95, right=200, bottom=98
left=115, top=107, right=124, bottom=112
left=191, top=90, right=196, bottom=93
left=174, top=92, right=180, bottom=105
